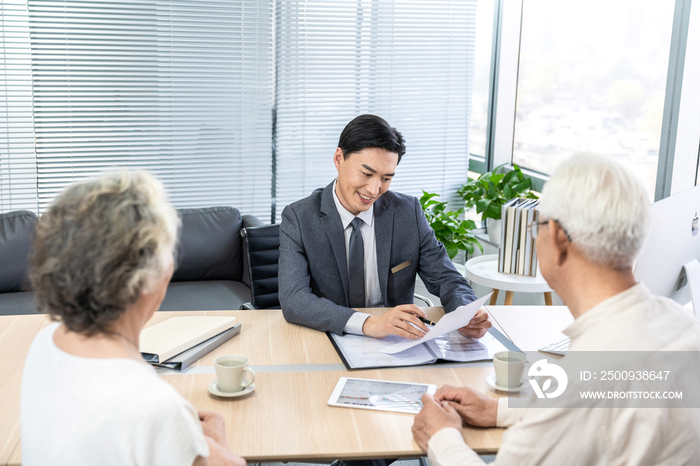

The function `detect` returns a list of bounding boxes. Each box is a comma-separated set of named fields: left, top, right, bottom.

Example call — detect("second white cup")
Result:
left=493, top=351, right=527, bottom=388
left=214, top=354, right=256, bottom=393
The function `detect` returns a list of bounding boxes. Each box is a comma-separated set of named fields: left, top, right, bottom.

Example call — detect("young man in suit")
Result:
left=278, top=114, right=491, bottom=340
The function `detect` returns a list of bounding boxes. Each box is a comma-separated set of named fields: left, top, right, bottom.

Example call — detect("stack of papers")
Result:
left=328, top=294, right=510, bottom=370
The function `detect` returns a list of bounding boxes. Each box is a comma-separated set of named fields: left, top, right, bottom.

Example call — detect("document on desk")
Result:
left=327, top=294, right=509, bottom=370
left=329, top=334, right=437, bottom=369
left=426, top=330, right=506, bottom=362
left=380, top=294, right=491, bottom=355
left=329, top=328, right=507, bottom=370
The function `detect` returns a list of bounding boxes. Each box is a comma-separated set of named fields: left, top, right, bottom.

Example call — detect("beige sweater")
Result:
left=427, top=283, right=700, bottom=466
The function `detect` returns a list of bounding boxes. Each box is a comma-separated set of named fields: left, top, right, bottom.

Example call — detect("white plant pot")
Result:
left=487, top=218, right=502, bottom=245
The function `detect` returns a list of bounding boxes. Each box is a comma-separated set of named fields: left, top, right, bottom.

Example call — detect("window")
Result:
left=0, top=0, right=35, bottom=212
left=512, top=0, right=676, bottom=196
left=4, top=0, right=696, bottom=218
left=274, top=0, right=478, bottom=221
left=468, top=0, right=497, bottom=161
left=6, top=0, right=275, bottom=219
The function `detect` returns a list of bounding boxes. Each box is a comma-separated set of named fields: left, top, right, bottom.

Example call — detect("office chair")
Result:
left=413, top=294, right=434, bottom=307
left=239, top=222, right=435, bottom=310
left=240, top=224, right=281, bottom=310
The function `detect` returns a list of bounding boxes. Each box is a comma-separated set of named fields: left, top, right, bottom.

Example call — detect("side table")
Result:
left=464, top=254, right=553, bottom=306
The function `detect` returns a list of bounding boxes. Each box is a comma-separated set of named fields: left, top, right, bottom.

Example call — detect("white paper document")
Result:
left=331, top=334, right=437, bottom=368
left=426, top=330, right=506, bottom=362
left=329, top=326, right=507, bottom=369
left=380, top=294, right=492, bottom=355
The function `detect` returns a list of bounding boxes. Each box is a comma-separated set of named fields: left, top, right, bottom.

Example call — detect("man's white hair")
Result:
left=539, top=153, right=650, bottom=269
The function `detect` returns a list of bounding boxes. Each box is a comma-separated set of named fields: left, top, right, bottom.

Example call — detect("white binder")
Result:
left=139, top=316, right=237, bottom=363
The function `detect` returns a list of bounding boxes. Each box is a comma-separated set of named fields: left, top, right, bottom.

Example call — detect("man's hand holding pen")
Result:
left=362, top=304, right=430, bottom=340
left=361, top=305, right=492, bottom=340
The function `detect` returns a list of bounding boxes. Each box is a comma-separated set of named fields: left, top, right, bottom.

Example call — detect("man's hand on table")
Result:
left=362, top=304, right=429, bottom=340
left=434, top=385, right=498, bottom=427
left=412, top=394, right=462, bottom=452
left=458, top=308, right=492, bottom=339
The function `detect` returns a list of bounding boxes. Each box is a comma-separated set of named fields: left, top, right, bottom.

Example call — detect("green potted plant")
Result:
left=420, top=190, right=483, bottom=262
left=457, top=164, right=539, bottom=244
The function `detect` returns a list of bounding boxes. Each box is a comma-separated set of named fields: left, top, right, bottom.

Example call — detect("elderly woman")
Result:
left=20, top=171, right=245, bottom=466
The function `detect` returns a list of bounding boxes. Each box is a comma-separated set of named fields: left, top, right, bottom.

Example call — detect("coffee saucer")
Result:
left=208, top=380, right=256, bottom=398
left=486, top=374, right=529, bottom=393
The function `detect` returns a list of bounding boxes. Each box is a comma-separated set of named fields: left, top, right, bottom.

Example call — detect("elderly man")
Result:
left=412, top=154, right=700, bottom=465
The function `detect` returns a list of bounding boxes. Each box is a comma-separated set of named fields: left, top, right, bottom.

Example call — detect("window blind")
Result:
left=0, top=0, right=36, bottom=213
left=274, top=0, right=477, bottom=221
left=27, top=0, right=274, bottom=219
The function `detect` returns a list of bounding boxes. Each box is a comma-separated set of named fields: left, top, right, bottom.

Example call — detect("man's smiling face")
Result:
left=334, top=146, right=399, bottom=216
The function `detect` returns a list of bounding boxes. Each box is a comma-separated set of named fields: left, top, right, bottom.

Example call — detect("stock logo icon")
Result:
left=529, top=359, right=568, bottom=399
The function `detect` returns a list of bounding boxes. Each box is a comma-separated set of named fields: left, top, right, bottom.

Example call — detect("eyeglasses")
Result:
left=528, top=219, right=572, bottom=242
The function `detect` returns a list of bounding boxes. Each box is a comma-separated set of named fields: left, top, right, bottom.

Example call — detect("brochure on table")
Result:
left=327, top=294, right=516, bottom=370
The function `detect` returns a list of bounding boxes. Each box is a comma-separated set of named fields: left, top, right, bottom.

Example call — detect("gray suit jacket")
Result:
left=278, top=181, right=477, bottom=334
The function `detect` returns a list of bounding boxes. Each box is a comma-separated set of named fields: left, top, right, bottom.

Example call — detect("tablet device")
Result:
left=327, top=377, right=437, bottom=414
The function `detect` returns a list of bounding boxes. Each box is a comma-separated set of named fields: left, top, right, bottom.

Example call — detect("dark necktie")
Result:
left=348, top=217, right=365, bottom=308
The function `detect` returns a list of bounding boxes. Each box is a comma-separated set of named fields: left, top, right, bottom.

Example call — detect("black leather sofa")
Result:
left=0, top=207, right=262, bottom=316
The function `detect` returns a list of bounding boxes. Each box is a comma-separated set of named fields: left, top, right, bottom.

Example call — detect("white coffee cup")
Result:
left=493, top=351, right=527, bottom=388
left=214, top=354, right=256, bottom=393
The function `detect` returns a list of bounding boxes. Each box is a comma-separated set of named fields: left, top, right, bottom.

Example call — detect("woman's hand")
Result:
left=195, top=411, right=246, bottom=466
left=199, top=411, right=228, bottom=448
left=204, top=437, right=247, bottom=466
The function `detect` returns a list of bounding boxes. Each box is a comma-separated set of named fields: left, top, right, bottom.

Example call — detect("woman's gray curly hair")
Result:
left=30, top=170, right=180, bottom=335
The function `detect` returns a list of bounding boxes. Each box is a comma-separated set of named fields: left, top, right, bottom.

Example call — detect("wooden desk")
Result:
left=0, top=306, right=509, bottom=465
left=164, top=368, right=504, bottom=461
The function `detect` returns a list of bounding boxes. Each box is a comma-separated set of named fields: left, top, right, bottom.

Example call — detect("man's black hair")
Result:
left=338, top=114, right=406, bottom=163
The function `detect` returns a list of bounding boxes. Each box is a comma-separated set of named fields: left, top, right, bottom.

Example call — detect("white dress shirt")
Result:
left=332, top=179, right=383, bottom=334
left=427, top=283, right=700, bottom=466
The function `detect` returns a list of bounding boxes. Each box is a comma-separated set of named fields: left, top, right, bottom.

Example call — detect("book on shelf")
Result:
left=523, top=201, right=539, bottom=276
left=498, top=198, right=540, bottom=277
left=530, top=209, right=540, bottom=276
left=510, top=199, right=535, bottom=274
left=500, top=198, right=520, bottom=273
left=509, top=201, right=522, bottom=273
left=498, top=198, right=519, bottom=272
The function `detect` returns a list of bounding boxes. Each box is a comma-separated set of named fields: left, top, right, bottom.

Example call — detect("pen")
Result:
left=418, top=316, right=437, bottom=326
